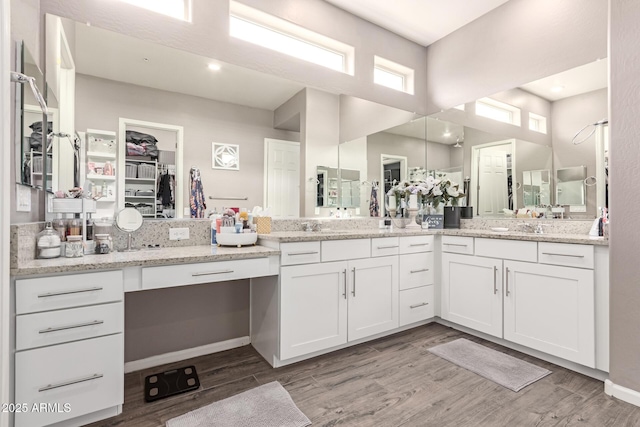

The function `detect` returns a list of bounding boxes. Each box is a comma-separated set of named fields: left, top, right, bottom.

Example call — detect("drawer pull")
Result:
left=38, top=287, right=103, bottom=298
left=409, top=243, right=429, bottom=247
left=410, top=302, right=429, bottom=309
left=541, top=252, right=585, bottom=258
left=192, top=270, right=234, bottom=277
left=39, top=373, right=103, bottom=392
left=443, top=243, right=468, bottom=247
left=377, top=245, right=399, bottom=249
left=410, top=268, right=429, bottom=274
left=287, top=251, right=319, bottom=256
left=39, top=320, right=104, bottom=334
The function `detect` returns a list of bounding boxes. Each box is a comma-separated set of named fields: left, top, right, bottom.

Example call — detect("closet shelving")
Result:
left=124, top=158, right=158, bottom=218
left=85, top=129, right=118, bottom=209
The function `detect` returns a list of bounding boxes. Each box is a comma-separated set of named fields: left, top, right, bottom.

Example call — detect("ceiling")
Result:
left=73, top=22, right=305, bottom=111
left=519, top=60, right=608, bottom=102
left=324, top=0, right=511, bottom=46
left=383, top=117, right=465, bottom=145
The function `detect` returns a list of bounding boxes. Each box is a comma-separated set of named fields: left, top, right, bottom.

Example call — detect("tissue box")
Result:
left=254, top=217, right=271, bottom=234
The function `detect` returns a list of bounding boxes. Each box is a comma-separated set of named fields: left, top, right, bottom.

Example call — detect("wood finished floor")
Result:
left=88, top=323, right=640, bottom=427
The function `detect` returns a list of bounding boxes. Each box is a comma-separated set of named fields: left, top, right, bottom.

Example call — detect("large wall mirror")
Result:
left=426, top=59, right=608, bottom=219
left=42, top=14, right=341, bottom=220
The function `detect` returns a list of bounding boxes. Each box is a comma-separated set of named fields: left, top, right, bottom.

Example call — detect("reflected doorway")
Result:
left=471, top=140, right=514, bottom=216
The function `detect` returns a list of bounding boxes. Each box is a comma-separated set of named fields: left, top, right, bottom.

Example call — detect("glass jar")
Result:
left=93, top=217, right=113, bottom=239
left=37, top=222, right=61, bottom=259
left=52, top=216, right=67, bottom=242
left=94, top=234, right=113, bottom=254
left=65, top=235, right=84, bottom=258
left=67, top=218, right=82, bottom=237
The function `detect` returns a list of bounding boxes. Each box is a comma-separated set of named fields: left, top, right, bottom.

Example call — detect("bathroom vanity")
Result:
left=9, top=225, right=608, bottom=427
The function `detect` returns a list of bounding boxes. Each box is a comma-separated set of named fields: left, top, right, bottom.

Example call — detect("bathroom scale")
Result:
left=144, top=365, right=200, bottom=402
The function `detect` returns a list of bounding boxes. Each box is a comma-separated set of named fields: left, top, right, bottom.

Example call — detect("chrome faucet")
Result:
left=520, top=222, right=549, bottom=234
left=534, top=223, right=549, bottom=234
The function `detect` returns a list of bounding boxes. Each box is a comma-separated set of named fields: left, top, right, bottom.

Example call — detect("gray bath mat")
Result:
left=166, top=381, right=311, bottom=427
left=428, top=338, right=551, bottom=392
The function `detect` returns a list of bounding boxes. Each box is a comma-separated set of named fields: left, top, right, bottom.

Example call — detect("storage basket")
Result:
left=88, top=137, right=117, bottom=155
left=33, top=156, right=43, bottom=173
left=253, top=217, right=271, bottom=234
left=138, top=164, right=156, bottom=179
left=136, top=190, right=155, bottom=197
left=135, top=205, right=154, bottom=215
left=124, top=189, right=134, bottom=197
left=125, top=163, right=138, bottom=178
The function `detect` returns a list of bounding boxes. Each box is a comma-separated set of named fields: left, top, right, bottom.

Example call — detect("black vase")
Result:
left=444, top=206, right=461, bottom=229
left=460, top=206, right=473, bottom=219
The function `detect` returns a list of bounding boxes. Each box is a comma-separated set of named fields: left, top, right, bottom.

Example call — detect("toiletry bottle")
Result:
left=335, top=208, right=341, bottom=218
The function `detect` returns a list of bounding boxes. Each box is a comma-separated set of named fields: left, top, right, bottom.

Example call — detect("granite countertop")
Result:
left=258, top=228, right=608, bottom=246
left=11, top=245, right=280, bottom=277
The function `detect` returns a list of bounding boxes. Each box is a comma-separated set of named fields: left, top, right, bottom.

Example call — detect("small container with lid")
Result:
left=65, top=235, right=84, bottom=258
left=36, top=222, right=62, bottom=259
left=94, top=234, right=113, bottom=254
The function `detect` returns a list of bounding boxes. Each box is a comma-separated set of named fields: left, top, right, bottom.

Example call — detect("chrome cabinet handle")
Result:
left=342, top=269, right=347, bottom=299
left=39, top=320, right=104, bottom=334
left=541, top=252, right=585, bottom=258
left=352, top=268, right=356, bottom=297
left=505, top=267, right=510, bottom=296
left=443, top=243, right=467, bottom=247
left=39, top=373, right=103, bottom=392
left=38, top=287, right=103, bottom=298
left=410, top=302, right=429, bottom=309
left=409, top=243, right=429, bottom=247
left=494, top=266, right=498, bottom=295
left=377, top=245, right=399, bottom=249
left=410, top=268, right=429, bottom=274
left=287, top=251, right=319, bottom=256
left=192, top=270, right=233, bottom=277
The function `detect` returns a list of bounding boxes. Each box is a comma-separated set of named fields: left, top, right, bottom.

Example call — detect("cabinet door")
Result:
left=504, top=261, right=595, bottom=367
left=441, top=253, right=503, bottom=338
left=347, top=257, right=399, bottom=341
left=280, top=262, right=348, bottom=360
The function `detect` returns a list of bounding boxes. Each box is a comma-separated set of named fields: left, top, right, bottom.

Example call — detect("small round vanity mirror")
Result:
left=115, top=208, right=144, bottom=251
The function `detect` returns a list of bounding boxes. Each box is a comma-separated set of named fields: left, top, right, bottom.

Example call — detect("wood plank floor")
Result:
left=88, top=324, right=640, bottom=427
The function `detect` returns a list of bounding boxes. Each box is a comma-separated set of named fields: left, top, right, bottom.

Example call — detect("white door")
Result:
left=441, top=253, right=503, bottom=338
left=503, top=261, right=595, bottom=367
left=477, top=146, right=509, bottom=216
left=265, top=139, right=300, bottom=217
left=280, top=262, right=348, bottom=360
left=348, top=257, right=399, bottom=341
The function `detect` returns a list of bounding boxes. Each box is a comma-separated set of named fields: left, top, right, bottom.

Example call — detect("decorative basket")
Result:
left=137, top=164, right=156, bottom=179
left=253, top=217, right=271, bottom=234
left=135, top=205, right=154, bottom=215
left=125, top=163, right=138, bottom=178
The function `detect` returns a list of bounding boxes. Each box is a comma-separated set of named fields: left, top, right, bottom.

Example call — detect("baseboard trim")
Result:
left=604, top=379, right=640, bottom=407
left=124, top=336, right=251, bottom=373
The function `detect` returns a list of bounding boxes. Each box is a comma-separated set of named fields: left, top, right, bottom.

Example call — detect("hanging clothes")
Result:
left=157, top=172, right=174, bottom=207
left=189, top=167, right=206, bottom=218
left=369, top=180, right=379, bottom=217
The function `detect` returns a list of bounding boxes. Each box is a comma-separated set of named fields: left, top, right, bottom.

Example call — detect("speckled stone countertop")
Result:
left=258, top=228, right=608, bottom=246
left=11, top=245, right=280, bottom=277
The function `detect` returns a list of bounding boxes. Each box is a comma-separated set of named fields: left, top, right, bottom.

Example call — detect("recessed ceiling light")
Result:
left=443, top=131, right=451, bottom=137
left=143, top=57, right=149, bottom=62
left=208, top=63, right=221, bottom=71
left=551, top=85, right=564, bottom=92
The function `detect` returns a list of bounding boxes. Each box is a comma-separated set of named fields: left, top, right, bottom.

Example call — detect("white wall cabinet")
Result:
left=279, top=256, right=398, bottom=359
left=441, top=253, right=503, bottom=338
left=503, top=260, right=595, bottom=367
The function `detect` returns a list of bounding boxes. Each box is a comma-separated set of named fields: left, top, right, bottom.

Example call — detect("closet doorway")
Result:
left=264, top=139, right=300, bottom=218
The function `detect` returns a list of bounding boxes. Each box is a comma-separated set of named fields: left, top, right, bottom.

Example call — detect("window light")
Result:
left=529, top=112, right=547, bottom=134
left=453, top=104, right=465, bottom=111
left=475, top=97, right=521, bottom=126
left=229, top=1, right=354, bottom=75
left=374, top=56, right=414, bottom=94
left=119, top=0, right=191, bottom=21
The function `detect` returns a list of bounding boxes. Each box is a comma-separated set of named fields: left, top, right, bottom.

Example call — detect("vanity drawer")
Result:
left=15, top=334, right=124, bottom=427
left=399, top=253, right=434, bottom=290
left=321, top=239, right=370, bottom=262
left=441, top=236, right=474, bottom=255
left=371, top=237, right=399, bottom=257
left=539, top=242, right=594, bottom=269
left=475, top=238, right=537, bottom=262
left=16, top=271, right=123, bottom=315
left=400, top=235, right=434, bottom=254
left=16, top=302, right=124, bottom=351
left=399, top=285, right=434, bottom=327
left=141, top=257, right=271, bottom=290
left=281, top=241, right=321, bottom=266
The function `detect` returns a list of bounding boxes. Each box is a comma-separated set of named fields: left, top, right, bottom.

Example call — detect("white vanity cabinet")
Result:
left=503, top=260, right=595, bottom=367
left=441, top=253, right=503, bottom=338
left=14, top=271, right=124, bottom=427
left=441, top=237, right=599, bottom=368
left=279, top=256, right=398, bottom=359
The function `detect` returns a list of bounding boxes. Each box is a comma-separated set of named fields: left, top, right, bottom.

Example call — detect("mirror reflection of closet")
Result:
left=523, top=169, right=551, bottom=207
left=315, top=166, right=338, bottom=208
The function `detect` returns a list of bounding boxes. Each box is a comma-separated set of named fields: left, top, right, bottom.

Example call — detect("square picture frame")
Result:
left=212, top=143, right=239, bottom=170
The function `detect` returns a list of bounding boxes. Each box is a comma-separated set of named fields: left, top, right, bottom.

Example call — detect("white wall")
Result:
left=75, top=74, right=299, bottom=212
left=426, top=0, right=607, bottom=111
left=40, top=0, right=428, bottom=115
